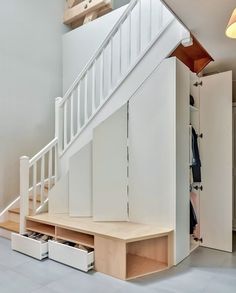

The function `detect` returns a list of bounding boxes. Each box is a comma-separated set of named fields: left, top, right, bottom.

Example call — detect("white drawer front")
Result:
left=11, top=233, right=48, bottom=260
left=48, top=240, right=94, bottom=272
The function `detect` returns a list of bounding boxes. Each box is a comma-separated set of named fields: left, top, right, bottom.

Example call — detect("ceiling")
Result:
left=163, top=0, right=236, bottom=80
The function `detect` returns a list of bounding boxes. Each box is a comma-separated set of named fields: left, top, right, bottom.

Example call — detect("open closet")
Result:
left=91, top=57, right=232, bottom=265
left=91, top=57, right=233, bottom=265
left=189, top=71, right=232, bottom=253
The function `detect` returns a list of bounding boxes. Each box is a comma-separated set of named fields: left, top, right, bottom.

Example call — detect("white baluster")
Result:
left=32, top=163, right=37, bottom=215
left=40, top=156, right=45, bottom=204
left=63, top=100, right=68, bottom=149
left=48, top=148, right=52, bottom=190
left=128, top=14, right=131, bottom=66
left=119, top=26, right=122, bottom=77
left=149, top=0, right=152, bottom=41
left=158, top=1, right=164, bottom=31
left=20, top=156, right=29, bottom=234
left=110, top=38, right=113, bottom=91
left=84, top=73, right=88, bottom=122
left=92, top=62, right=96, bottom=113
left=77, top=82, right=81, bottom=131
left=70, top=93, right=74, bottom=139
left=100, top=52, right=104, bottom=102
left=137, top=0, right=142, bottom=54
left=54, top=144, right=58, bottom=181
left=55, top=97, right=62, bottom=153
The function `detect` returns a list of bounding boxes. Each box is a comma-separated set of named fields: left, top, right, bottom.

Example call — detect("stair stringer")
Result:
left=59, top=18, right=189, bottom=177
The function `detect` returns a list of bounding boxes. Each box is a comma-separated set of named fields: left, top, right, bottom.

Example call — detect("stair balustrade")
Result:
left=19, top=0, right=177, bottom=233
left=57, top=0, right=174, bottom=154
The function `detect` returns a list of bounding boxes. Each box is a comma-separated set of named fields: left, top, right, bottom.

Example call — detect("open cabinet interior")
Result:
left=188, top=70, right=233, bottom=253
left=189, top=73, right=201, bottom=253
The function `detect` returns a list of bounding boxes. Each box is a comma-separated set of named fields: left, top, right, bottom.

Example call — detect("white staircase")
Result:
left=0, top=0, right=190, bottom=237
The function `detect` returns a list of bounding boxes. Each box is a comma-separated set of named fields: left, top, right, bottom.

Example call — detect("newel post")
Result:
left=55, top=97, right=63, bottom=153
left=19, top=156, right=30, bottom=234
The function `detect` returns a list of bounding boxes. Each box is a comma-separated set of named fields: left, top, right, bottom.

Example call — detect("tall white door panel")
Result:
left=93, top=104, right=128, bottom=221
left=69, top=142, right=92, bottom=217
left=200, top=71, right=232, bottom=252
left=233, top=106, right=236, bottom=230
left=128, top=58, right=176, bottom=227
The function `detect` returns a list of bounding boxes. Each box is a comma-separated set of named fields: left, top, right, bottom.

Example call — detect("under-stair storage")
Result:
left=11, top=233, right=49, bottom=260
left=26, top=220, right=55, bottom=237
left=56, top=227, right=94, bottom=248
left=48, top=240, right=94, bottom=272
left=126, top=236, right=169, bottom=279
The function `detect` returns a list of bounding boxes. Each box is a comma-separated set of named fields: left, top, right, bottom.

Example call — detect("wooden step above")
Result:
left=170, top=34, right=213, bottom=74
left=29, top=194, right=45, bottom=203
left=8, top=208, right=33, bottom=216
left=0, top=221, right=19, bottom=233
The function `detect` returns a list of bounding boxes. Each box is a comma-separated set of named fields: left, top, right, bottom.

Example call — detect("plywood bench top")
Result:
left=26, top=213, right=173, bottom=242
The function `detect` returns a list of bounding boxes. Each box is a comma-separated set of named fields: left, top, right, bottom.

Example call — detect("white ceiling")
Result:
left=163, top=0, right=236, bottom=80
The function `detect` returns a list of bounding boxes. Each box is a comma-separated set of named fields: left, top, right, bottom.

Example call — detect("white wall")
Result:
left=0, top=0, right=68, bottom=210
left=62, top=5, right=127, bottom=93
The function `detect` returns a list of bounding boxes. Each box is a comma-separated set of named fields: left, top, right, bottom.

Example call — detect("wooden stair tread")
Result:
left=8, top=208, right=33, bottom=216
left=0, top=221, right=19, bottom=233
left=29, top=193, right=48, bottom=202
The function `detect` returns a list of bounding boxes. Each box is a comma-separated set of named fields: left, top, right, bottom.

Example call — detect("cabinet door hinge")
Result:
left=193, top=81, right=203, bottom=87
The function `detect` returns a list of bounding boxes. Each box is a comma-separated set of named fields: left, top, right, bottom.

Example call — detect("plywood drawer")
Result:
left=11, top=233, right=48, bottom=260
left=48, top=240, right=94, bottom=272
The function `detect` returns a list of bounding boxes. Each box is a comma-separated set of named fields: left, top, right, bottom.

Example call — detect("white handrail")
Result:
left=29, top=137, right=58, bottom=166
left=59, top=0, right=138, bottom=107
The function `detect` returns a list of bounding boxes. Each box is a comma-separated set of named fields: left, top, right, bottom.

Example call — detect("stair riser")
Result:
left=29, top=201, right=41, bottom=210
left=0, top=228, right=12, bottom=239
left=8, top=213, right=20, bottom=223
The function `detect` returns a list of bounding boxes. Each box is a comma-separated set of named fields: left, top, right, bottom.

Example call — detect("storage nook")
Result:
left=12, top=213, right=173, bottom=279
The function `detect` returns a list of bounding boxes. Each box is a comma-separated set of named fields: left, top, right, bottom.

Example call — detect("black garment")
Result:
left=190, top=95, right=195, bottom=106
left=191, top=127, right=201, bottom=182
left=190, top=201, right=198, bottom=234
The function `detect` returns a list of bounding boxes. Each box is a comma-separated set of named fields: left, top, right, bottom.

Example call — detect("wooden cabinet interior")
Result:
left=126, top=236, right=168, bottom=279
left=25, top=214, right=173, bottom=280
left=55, top=227, right=94, bottom=248
left=26, top=220, right=55, bottom=237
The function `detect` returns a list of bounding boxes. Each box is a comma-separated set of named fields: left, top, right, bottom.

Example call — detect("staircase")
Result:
left=0, top=0, right=190, bottom=238
left=0, top=184, right=50, bottom=237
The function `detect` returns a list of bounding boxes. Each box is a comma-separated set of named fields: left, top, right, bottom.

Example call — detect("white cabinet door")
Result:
left=200, top=71, right=232, bottom=252
left=233, top=106, right=236, bottom=230
left=93, top=104, right=128, bottom=221
left=69, top=142, right=92, bottom=217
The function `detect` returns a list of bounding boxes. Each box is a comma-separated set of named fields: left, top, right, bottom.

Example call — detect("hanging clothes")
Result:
left=190, top=191, right=200, bottom=239
left=190, top=201, right=198, bottom=234
left=191, top=127, right=201, bottom=182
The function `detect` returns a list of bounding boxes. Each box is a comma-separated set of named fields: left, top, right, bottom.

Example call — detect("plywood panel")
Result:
left=127, top=236, right=168, bottom=263
left=95, top=235, right=126, bottom=280
left=93, top=104, right=128, bottom=221
left=26, top=213, right=172, bottom=241
left=200, top=71, right=232, bottom=252
left=69, top=142, right=92, bottom=217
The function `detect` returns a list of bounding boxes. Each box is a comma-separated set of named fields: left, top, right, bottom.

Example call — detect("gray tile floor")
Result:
left=0, top=235, right=236, bottom=293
